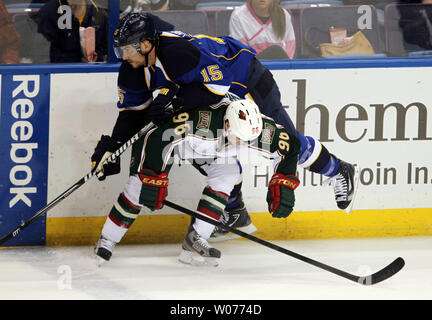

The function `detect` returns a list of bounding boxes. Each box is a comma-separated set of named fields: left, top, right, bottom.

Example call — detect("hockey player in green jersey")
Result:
left=94, top=97, right=301, bottom=266
left=91, top=12, right=358, bottom=248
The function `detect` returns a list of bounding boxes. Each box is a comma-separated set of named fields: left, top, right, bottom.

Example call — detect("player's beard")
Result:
left=127, top=52, right=148, bottom=68
left=128, top=58, right=146, bottom=68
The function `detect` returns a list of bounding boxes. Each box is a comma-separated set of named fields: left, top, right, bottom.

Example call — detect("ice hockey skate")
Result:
left=179, top=226, right=221, bottom=267
left=324, top=160, right=359, bottom=214
left=209, top=193, right=257, bottom=243
left=94, top=235, right=116, bottom=266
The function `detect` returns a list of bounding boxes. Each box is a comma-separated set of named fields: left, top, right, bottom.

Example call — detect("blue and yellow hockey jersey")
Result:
left=117, top=31, right=256, bottom=112
left=112, top=31, right=256, bottom=143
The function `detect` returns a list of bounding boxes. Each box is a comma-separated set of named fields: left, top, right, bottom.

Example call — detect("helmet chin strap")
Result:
left=142, top=43, right=154, bottom=67
left=224, top=125, right=244, bottom=146
left=137, top=40, right=155, bottom=68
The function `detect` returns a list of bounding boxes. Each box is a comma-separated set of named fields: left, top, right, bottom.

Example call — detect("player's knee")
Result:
left=122, top=175, right=143, bottom=207
left=205, top=164, right=241, bottom=195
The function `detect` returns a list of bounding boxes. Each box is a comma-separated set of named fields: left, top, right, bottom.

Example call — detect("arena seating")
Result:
left=384, top=3, right=432, bottom=56
left=150, top=10, right=211, bottom=35
left=6, top=1, right=432, bottom=63
left=281, top=0, right=343, bottom=7
left=7, top=4, right=51, bottom=63
left=297, top=5, right=384, bottom=58
left=213, top=9, right=233, bottom=37
left=195, top=1, right=245, bottom=11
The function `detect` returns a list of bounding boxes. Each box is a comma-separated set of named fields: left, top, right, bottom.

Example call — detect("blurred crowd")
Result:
left=1, top=0, right=432, bottom=64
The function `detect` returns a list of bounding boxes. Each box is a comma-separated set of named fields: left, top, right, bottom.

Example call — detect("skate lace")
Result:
left=100, top=237, right=116, bottom=251
left=197, top=236, right=211, bottom=250
left=214, top=210, right=229, bottom=233
left=220, top=210, right=229, bottom=224
left=323, top=173, right=347, bottom=201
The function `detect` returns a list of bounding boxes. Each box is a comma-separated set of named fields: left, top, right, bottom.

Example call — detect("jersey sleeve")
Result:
left=117, top=61, right=153, bottom=111
left=255, top=117, right=301, bottom=176
left=111, top=109, right=149, bottom=143
left=112, top=62, right=152, bottom=143
left=137, top=112, right=191, bottom=174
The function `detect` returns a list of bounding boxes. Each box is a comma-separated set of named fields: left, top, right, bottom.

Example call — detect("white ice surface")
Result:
left=0, top=236, right=431, bottom=300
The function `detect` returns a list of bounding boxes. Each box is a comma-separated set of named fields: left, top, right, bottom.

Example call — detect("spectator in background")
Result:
left=34, top=0, right=108, bottom=62
left=121, top=0, right=169, bottom=19
left=0, top=0, right=21, bottom=64
left=132, top=0, right=169, bottom=11
left=229, top=0, right=295, bottom=59
left=120, top=0, right=196, bottom=11
left=397, top=0, right=432, bottom=53
left=120, top=2, right=175, bottom=36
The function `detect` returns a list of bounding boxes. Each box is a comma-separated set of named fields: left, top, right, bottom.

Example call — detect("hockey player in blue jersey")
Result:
left=91, top=13, right=359, bottom=252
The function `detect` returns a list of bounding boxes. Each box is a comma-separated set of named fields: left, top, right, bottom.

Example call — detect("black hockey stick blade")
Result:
left=164, top=200, right=405, bottom=285
left=0, top=122, right=156, bottom=246
left=357, top=257, right=405, bottom=285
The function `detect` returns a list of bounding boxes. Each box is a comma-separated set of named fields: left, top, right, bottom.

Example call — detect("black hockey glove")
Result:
left=91, top=135, right=122, bottom=181
left=148, top=82, right=183, bottom=125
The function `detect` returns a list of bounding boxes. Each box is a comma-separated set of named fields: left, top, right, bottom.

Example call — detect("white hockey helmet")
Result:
left=224, top=99, right=263, bottom=142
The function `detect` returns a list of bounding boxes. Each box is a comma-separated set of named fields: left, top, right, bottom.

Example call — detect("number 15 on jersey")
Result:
left=201, top=65, right=223, bottom=82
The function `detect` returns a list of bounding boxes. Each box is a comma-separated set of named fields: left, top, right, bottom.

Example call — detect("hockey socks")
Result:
left=101, top=192, right=142, bottom=243
left=297, top=134, right=358, bottom=212
left=225, top=182, right=243, bottom=211
left=298, top=134, right=340, bottom=177
left=194, top=186, right=229, bottom=239
left=178, top=187, right=227, bottom=266
left=197, top=187, right=229, bottom=221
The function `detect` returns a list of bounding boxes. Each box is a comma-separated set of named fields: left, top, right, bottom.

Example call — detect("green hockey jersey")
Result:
left=131, top=96, right=301, bottom=178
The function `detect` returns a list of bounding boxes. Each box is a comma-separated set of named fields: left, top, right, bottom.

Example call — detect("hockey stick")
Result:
left=0, top=122, right=156, bottom=246
left=163, top=200, right=405, bottom=286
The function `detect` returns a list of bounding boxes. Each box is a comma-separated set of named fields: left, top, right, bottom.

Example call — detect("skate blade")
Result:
left=345, top=166, right=360, bottom=214
left=95, top=255, right=108, bottom=267
left=178, top=250, right=219, bottom=267
left=208, top=224, right=258, bottom=243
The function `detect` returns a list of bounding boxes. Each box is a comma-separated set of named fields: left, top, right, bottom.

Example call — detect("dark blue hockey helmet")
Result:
left=113, top=12, right=158, bottom=59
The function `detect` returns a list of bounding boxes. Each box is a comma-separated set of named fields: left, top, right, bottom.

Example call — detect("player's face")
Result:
left=120, top=44, right=146, bottom=68
left=227, top=135, right=245, bottom=146
left=224, top=120, right=247, bottom=145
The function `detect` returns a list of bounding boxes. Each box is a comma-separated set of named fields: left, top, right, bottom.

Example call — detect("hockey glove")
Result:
left=138, top=169, right=169, bottom=211
left=266, top=174, right=300, bottom=218
left=148, top=82, right=183, bottom=125
left=91, top=135, right=122, bottom=181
